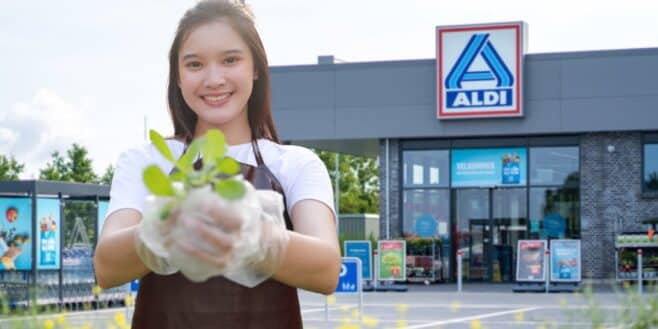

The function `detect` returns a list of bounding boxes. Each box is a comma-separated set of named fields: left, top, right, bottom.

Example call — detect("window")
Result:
left=644, top=143, right=658, bottom=193
left=403, top=150, right=449, bottom=188
left=529, top=147, right=579, bottom=187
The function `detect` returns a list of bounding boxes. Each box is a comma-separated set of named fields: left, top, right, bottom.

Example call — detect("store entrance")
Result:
left=453, top=188, right=527, bottom=282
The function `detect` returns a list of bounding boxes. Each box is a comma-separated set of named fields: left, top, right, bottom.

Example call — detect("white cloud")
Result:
left=0, top=89, right=94, bottom=179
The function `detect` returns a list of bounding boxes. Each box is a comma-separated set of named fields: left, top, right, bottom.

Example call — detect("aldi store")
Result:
left=269, top=22, right=658, bottom=282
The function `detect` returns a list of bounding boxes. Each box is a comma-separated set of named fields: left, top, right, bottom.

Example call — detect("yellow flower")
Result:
left=42, top=319, right=55, bottom=329
left=341, top=316, right=353, bottom=324
left=470, top=319, right=482, bottom=329
left=352, top=309, right=360, bottom=318
left=124, top=294, right=134, bottom=306
left=396, top=319, right=408, bottom=328
left=55, top=314, right=67, bottom=326
left=395, top=304, right=409, bottom=313
left=514, top=311, right=524, bottom=322
left=450, top=301, right=461, bottom=312
left=114, top=312, right=127, bottom=326
left=105, top=325, right=117, bottom=329
left=92, top=285, right=102, bottom=296
left=327, top=295, right=336, bottom=305
left=340, top=305, right=352, bottom=312
left=81, top=322, right=92, bottom=329
left=337, top=324, right=360, bottom=329
left=361, top=315, right=378, bottom=328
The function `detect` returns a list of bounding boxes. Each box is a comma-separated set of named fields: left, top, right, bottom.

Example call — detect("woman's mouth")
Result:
left=202, top=93, right=232, bottom=107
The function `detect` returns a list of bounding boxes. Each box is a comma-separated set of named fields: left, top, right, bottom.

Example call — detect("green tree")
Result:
left=0, top=155, right=24, bottom=180
left=97, top=164, right=114, bottom=185
left=39, top=143, right=98, bottom=183
left=314, top=150, right=379, bottom=214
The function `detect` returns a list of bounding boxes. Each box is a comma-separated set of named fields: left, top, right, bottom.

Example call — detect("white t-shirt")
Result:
left=106, top=139, right=336, bottom=223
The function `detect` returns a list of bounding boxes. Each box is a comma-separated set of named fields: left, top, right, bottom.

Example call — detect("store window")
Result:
left=644, top=143, right=658, bottom=193
left=528, top=146, right=580, bottom=239
left=403, top=150, right=449, bottom=188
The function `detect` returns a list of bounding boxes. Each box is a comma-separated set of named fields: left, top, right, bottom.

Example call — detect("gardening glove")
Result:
left=222, top=189, right=290, bottom=288
left=135, top=191, right=181, bottom=276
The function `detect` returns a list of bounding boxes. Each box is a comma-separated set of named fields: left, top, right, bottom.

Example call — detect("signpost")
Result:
left=327, top=257, right=363, bottom=321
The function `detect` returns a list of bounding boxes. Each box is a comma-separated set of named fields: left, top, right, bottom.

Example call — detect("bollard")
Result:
left=638, top=249, right=643, bottom=295
left=545, top=249, right=550, bottom=294
left=457, top=251, right=463, bottom=292
left=374, top=250, right=379, bottom=290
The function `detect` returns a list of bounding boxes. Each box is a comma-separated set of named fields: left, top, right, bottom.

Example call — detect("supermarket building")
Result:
left=268, top=22, right=658, bottom=282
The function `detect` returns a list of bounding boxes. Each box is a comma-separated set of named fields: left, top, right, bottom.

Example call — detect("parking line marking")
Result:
left=400, top=306, right=540, bottom=329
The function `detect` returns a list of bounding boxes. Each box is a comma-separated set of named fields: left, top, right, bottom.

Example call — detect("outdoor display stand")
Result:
left=0, top=180, right=119, bottom=308
left=344, top=240, right=373, bottom=291
left=512, top=240, right=547, bottom=292
left=548, top=240, right=582, bottom=293
left=375, top=240, right=408, bottom=292
left=615, top=232, right=658, bottom=282
left=405, top=238, right=444, bottom=283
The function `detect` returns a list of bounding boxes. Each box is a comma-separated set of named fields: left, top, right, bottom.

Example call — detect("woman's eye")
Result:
left=225, top=57, right=240, bottom=64
left=185, top=61, right=202, bottom=69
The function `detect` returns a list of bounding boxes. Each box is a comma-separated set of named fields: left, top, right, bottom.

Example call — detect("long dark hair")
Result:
left=167, top=0, right=280, bottom=144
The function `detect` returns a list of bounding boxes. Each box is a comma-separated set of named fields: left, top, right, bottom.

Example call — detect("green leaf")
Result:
left=143, top=165, right=175, bottom=196
left=186, top=170, right=206, bottom=187
left=216, top=157, right=241, bottom=176
left=170, top=170, right=185, bottom=182
left=202, top=129, right=226, bottom=166
left=176, top=137, right=203, bottom=173
left=215, top=178, right=245, bottom=200
left=150, top=130, right=175, bottom=163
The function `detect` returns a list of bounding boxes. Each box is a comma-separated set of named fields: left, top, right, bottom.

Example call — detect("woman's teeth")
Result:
left=204, top=94, right=229, bottom=102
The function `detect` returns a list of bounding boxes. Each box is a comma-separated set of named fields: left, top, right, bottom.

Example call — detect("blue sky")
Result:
left=1, top=0, right=657, bottom=178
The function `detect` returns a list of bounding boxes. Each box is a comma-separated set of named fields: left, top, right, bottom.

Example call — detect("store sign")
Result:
left=36, top=198, right=61, bottom=270
left=0, top=198, right=33, bottom=271
left=437, top=22, right=526, bottom=119
left=344, top=240, right=372, bottom=280
left=378, top=240, right=406, bottom=281
left=414, top=214, right=437, bottom=238
left=451, top=148, right=527, bottom=187
left=516, top=240, right=546, bottom=282
left=550, top=240, right=581, bottom=282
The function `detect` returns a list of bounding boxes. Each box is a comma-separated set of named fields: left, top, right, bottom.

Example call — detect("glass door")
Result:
left=491, top=188, right=527, bottom=282
left=454, top=189, right=490, bottom=281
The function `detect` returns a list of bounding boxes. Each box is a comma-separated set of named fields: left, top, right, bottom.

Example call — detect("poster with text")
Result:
left=451, top=148, right=527, bottom=187
left=378, top=240, right=406, bottom=281
left=36, top=198, right=61, bottom=269
left=550, top=240, right=581, bottom=282
left=0, top=198, right=33, bottom=271
left=516, top=240, right=546, bottom=282
left=344, top=241, right=372, bottom=280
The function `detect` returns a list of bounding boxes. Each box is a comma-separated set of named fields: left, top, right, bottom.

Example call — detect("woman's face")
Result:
left=178, top=20, right=256, bottom=134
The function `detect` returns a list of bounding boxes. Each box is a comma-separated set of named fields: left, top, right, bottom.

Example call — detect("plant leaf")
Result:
left=214, top=178, right=245, bottom=200
left=169, top=170, right=185, bottom=182
left=202, top=129, right=226, bottom=166
left=143, top=165, right=175, bottom=196
left=216, top=157, right=241, bottom=176
left=176, top=137, right=203, bottom=173
left=149, top=130, right=175, bottom=163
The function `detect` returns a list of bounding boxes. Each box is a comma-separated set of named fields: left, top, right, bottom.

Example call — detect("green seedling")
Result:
left=143, top=129, right=246, bottom=220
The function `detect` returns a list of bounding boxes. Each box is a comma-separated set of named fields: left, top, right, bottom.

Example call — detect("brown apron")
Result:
left=132, top=140, right=302, bottom=329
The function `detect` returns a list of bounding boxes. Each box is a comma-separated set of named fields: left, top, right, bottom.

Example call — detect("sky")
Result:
left=1, top=0, right=657, bottom=179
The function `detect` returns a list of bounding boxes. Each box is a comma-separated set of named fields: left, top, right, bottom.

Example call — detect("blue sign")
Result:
left=130, top=279, right=140, bottom=292
left=414, top=214, right=437, bottom=238
left=451, top=148, right=527, bottom=187
left=550, top=240, right=581, bottom=282
left=344, top=241, right=371, bottom=280
left=543, top=213, right=566, bottom=239
left=437, top=22, right=525, bottom=119
left=97, top=201, right=109, bottom=235
left=0, top=197, right=33, bottom=271
left=36, top=198, right=61, bottom=270
left=335, top=257, right=361, bottom=294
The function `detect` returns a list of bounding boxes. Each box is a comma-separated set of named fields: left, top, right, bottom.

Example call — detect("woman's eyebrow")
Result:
left=182, top=49, right=244, bottom=61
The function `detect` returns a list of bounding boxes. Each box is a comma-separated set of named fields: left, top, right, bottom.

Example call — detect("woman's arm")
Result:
left=271, top=199, right=341, bottom=295
left=93, top=209, right=150, bottom=289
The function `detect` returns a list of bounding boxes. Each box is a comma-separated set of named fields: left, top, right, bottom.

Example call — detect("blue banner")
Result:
left=550, top=240, right=581, bottom=282
left=0, top=198, right=33, bottom=271
left=451, top=148, right=527, bottom=187
left=344, top=241, right=371, bottom=280
left=36, top=198, right=61, bottom=270
left=97, top=201, right=109, bottom=237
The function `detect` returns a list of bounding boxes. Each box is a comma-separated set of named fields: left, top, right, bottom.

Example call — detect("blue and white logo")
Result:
left=335, top=257, right=361, bottom=294
left=437, top=22, right=525, bottom=119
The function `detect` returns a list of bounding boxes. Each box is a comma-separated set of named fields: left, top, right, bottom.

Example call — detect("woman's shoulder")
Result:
left=116, top=138, right=186, bottom=167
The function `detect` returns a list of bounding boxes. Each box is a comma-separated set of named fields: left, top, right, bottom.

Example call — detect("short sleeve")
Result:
left=105, top=149, right=149, bottom=220
left=284, top=149, right=336, bottom=219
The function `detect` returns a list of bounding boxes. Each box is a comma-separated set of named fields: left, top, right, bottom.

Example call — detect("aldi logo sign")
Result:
left=437, top=22, right=526, bottom=119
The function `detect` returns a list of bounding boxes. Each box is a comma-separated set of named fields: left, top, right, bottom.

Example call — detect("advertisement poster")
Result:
left=344, top=241, right=372, bottom=280
left=36, top=198, right=61, bottom=270
left=516, top=240, right=546, bottom=282
left=550, top=240, right=581, bottom=282
left=451, top=148, right=527, bottom=187
left=97, top=201, right=109, bottom=236
left=0, top=198, right=33, bottom=271
left=378, top=240, right=406, bottom=281
left=414, top=214, right=438, bottom=238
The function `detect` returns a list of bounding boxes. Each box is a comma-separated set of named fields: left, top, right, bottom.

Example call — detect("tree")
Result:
left=314, top=150, right=380, bottom=214
left=39, top=143, right=98, bottom=183
left=98, top=164, right=114, bottom=185
left=0, top=155, right=25, bottom=180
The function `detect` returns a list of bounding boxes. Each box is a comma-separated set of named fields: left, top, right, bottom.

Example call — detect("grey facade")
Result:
left=269, top=47, right=658, bottom=280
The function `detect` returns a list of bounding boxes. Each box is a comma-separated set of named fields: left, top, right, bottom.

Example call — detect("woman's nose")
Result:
left=204, top=64, right=227, bottom=88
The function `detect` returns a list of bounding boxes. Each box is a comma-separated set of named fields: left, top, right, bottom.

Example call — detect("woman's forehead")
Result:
left=180, top=20, right=249, bottom=56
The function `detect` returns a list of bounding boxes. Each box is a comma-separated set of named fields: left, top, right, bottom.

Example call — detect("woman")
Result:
left=93, top=1, right=340, bottom=327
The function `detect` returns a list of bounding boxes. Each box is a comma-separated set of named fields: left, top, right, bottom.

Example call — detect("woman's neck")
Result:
left=194, top=118, right=252, bottom=146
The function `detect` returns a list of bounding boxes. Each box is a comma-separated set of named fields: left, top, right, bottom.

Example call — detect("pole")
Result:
left=335, top=153, right=340, bottom=235
left=457, top=251, right=462, bottom=292
left=385, top=139, right=390, bottom=239
left=638, top=249, right=643, bottom=295
left=374, top=249, right=379, bottom=290
left=324, top=296, right=328, bottom=321
left=545, top=249, right=550, bottom=294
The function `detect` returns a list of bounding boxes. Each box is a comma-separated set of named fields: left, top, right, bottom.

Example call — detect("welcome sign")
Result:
left=437, top=22, right=526, bottom=119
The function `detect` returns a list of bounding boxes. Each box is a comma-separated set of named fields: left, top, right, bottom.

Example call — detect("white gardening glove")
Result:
left=222, top=190, right=290, bottom=288
left=134, top=193, right=180, bottom=275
